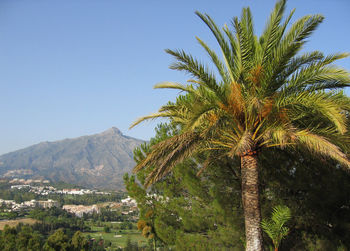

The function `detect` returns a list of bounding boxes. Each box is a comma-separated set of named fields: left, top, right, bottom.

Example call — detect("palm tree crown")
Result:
left=132, top=0, right=350, bottom=185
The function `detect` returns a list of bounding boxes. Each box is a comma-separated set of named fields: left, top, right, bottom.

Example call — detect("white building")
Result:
left=62, top=204, right=100, bottom=217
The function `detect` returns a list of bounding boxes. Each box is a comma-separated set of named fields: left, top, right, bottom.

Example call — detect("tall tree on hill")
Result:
left=130, top=0, right=350, bottom=250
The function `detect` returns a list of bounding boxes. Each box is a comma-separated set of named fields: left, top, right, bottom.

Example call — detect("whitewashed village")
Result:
left=0, top=178, right=137, bottom=218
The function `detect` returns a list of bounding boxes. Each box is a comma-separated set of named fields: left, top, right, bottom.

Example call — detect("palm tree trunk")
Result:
left=241, top=153, right=264, bottom=251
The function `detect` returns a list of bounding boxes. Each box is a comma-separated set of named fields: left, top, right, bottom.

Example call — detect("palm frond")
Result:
left=264, top=14, right=325, bottom=94
left=130, top=112, right=170, bottom=129
left=196, top=37, right=230, bottom=84
left=223, top=24, right=241, bottom=81
left=262, top=125, right=296, bottom=149
left=238, top=7, right=256, bottom=71
left=285, top=55, right=350, bottom=93
left=154, top=81, right=194, bottom=93
left=271, top=205, right=291, bottom=228
left=195, top=11, right=233, bottom=78
left=281, top=91, right=348, bottom=134
left=296, top=130, right=350, bottom=168
left=276, top=51, right=324, bottom=85
left=141, top=131, right=202, bottom=187
left=260, top=0, right=287, bottom=65
left=261, top=205, right=291, bottom=249
left=165, top=49, right=220, bottom=93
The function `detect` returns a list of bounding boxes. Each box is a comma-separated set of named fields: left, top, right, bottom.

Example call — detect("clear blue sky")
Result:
left=0, top=0, right=349, bottom=155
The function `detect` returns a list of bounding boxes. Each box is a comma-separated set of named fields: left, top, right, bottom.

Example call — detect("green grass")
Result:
left=83, top=222, right=148, bottom=249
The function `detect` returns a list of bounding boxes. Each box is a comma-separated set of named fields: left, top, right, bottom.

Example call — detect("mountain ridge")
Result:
left=0, top=127, right=144, bottom=190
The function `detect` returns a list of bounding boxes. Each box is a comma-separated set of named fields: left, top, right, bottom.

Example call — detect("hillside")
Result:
left=0, top=127, right=144, bottom=189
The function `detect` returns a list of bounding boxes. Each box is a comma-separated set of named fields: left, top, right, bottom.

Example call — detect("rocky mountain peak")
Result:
left=101, top=127, right=122, bottom=136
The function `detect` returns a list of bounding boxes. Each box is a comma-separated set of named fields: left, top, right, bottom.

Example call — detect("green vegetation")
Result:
left=129, top=0, right=350, bottom=250
left=84, top=221, right=148, bottom=250
left=49, top=193, right=124, bottom=206
left=126, top=123, right=247, bottom=250
left=261, top=205, right=291, bottom=251
left=103, top=225, right=111, bottom=233
left=28, top=207, right=88, bottom=233
left=0, top=207, right=149, bottom=250
left=0, top=211, right=20, bottom=220
left=0, top=223, right=89, bottom=251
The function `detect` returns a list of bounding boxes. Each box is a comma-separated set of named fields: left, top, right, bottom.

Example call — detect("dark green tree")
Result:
left=43, top=228, right=71, bottom=251
left=16, top=225, right=35, bottom=251
left=0, top=225, right=17, bottom=251
left=103, top=225, right=110, bottom=233
left=124, top=237, right=139, bottom=251
left=71, top=231, right=88, bottom=251
left=259, top=148, right=350, bottom=250
left=27, top=232, right=43, bottom=251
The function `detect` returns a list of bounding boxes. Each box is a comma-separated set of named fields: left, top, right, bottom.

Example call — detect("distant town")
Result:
left=0, top=178, right=137, bottom=218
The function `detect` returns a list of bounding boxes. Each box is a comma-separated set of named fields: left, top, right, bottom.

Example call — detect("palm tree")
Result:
left=261, top=205, right=291, bottom=251
left=130, top=0, right=350, bottom=250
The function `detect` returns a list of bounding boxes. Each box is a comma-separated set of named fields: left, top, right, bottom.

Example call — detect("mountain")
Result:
left=0, top=127, right=144, bottom=190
